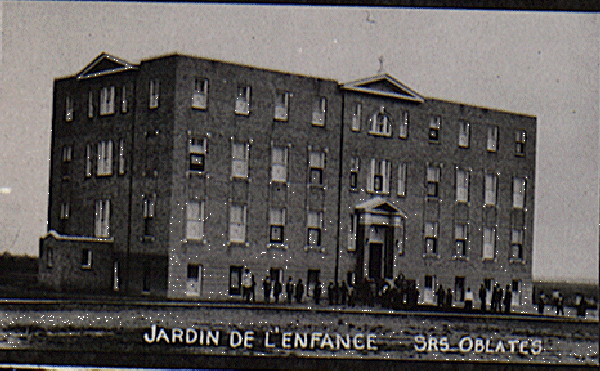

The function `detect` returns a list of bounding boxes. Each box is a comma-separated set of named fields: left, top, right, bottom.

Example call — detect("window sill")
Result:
left=231, top=175, right=249, bottom=182
left=235, top=110, right=250, bottom=116
left=487, top=149, right=497, bottom=153
left=227, top=241, right=250, bottom=247
left=99, top=112, right=115, bottom=117
left=308, top=184, right=326, bottom=190
left=270, top=180, right=287, bottom=187
left=428, top=140, right=440, bottom=144
left=267, top=243, right=288, bottom=249
left=96, top=173, right=113, bottom=177
left=367, top=131, right=392, bottom=137
left=141, top=291, right=151, bottom=296
left=186, top=170, right=206, bottom=179
left=61, top=176, right=70, bottom=181
left=191, top=105, right=207, bottom=110
left=367, top=190, right=390, bottom=196
left=311, top=122, right=325, bottom=127
left=304, top=246, right=325, bottom=253
left=398, top=136, right=408, bottom=140
left=141, top=235, right=155, bottom=243
left=509, top=259, right=526, bottom=265
left=483, top=203, right=497, bottom=208
left=452, top=256, right=469, bottom=261
left=183, top=238, right=206, bottom=244
left=458, top=145, right=469, bottom=149
left=426, top=196, right=440, bottom=202
left=397, top=193, right=406, bottom=198
left=273, top=116, right=289, bottom=122
left=349, top=188, right=359, bottom=193
left=514, top=153, right=525, bottom=158
left=422, top=254, right=440, bottom=260
left=81, top=265, right=92, bottom=270
left=351, top=128, right=360, bottom=133
left=482, top=257, right=496, bottom=262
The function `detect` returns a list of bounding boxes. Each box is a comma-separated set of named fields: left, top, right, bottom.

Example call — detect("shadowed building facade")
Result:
left=39, top=53, right=535, bottom=308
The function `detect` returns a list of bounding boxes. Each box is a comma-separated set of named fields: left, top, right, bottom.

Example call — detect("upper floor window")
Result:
left=454, top=223, right=468, bottom=257
left=189, top=137, right=207, bottom=172
left=429, top=115, right=441, bottom=142
left=511, top=229, right=524, bottom=260
left=512, top=177, right=526, bottom=209
left=62, top=145, right=72, bottom=163
left=427, top=165, right=441, bottom=198
left=347, top=213, right=357, bottom=252
left=82, top=248, right=92, bottom=269
left=143, top=195, right=155, bottom=219
left=100, top=86, right=115, bottom=115
left=456, top=168, right=469, bottom=203
left=88, top=91, right=94, bottom=118
left=399, top=110, right=409, bottom=139
left=85, top=144, right=93, bottom=178
left=149, top=79, right=159, bottom=109
left=309, top=151, right=325, bottom=186
left=229, top=205, right=247, bottom=244
left=368, top=106, right=392, bottom=136
left=235, top=85, right=251, bottom=115
left=424, top=221, right=438, bottom=255
left=483, top=227, right=496, bottom=260
left=269, top=208, right=286, bottom=243
left=60, top=202, right=70, bottom=220
left=65, top=95, right=73, bottom=122
left=458, top=121, right=470, bottom=148
left=274, top=91, right=289, bottom=121
left=307, top=211, right=323, bottom=247
left=351, top=103, right=362, bottom=132
left=484, top=173, right=497, bottom=206
left=186, top=200, right=204, bottom=241
left=350, top=157, right=359, bottom=190
left=271, top=146, right=288, bottom=183
left=487, top=126, right=498, bottom=152
left=95, top=199, right=110, bottom=238
left=515, top=130, right=526, bottom=156
left=368, top=159, right=390, bottom=194
left=231, top=142, right=249, bottom=179
left=397, top=163, right=407, bottom=197
left=312, top=97, right=326, bottom=126
left=97, top=140, right=113, bottom=176
left=121, top=86, right=128, bottom=113
left=118, top=139, right=125, bottom=175
left=192, top=78, right=208, bottom=110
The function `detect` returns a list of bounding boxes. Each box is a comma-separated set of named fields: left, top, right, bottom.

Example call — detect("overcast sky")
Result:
left=0, top=2, right=598, bottom=283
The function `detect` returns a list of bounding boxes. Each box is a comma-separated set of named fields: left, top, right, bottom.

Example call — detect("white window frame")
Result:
left=350, top=157, right=359, bottom=190
left=424, top=221, right=438, bottom=256
left=347, top=213, right=357, bottom=251
left=60, top=201, right=70, bottom=220
left=397, top=162, right=407, bottom=197
left=368, top=158, right=390, bottom=194
left=235, top=85, right=251, bottom=115
left=229, top=204, right=247, bottom=244
left=143, top=195, right=156, bottom=219
left=186, top=200, right=205, bottom=241
left=192, top=78, right=208, bottom=110
left=82, top=248, right=92, bottom=269
left=513, top=177, right=526, bottom=209
left=454, top=223, right=468, bottom=257
left=429, top=115, right=441, bottom=141
left=483, top=227, right=496, bottom=260
left=399, top=110, right=409, bottom=139
left=458, top=121, right=470, bottom=148
left=487, top=126, right=498, bottom=152
left=511, top=229, right=524, bottom=261
left=485, top=173, right=498, bottom=206
left=62, top=145, right=72, bottom=163
left=97, top=140, right=113, bottom=176
left=269, top=208, right=286, bottom=244
left=456, top=168, right=469, bottom=203
left=118, top=139, right=125, bottom=175
left=186, top=264, right=203, bottom=296
left=94, top=199, right=110, bottom=238
left=427, top=165, right=441, bottom=198
left=149, top=79, right=159, bottom=109
left=121, top=85, right=128, bottom=113
left=351, top=103, right=362, bottom=132
left=308, top=151, right=325, bottom=186
left=85, top=144, right=92, bottom=178
left=311, top=97, right=326, bottom=126
left=231, top=142, right=249, bottom=179
left=100, top=86, right=115, bottom=115
left=88, top=91, right=94, bottom=118
left=65, top=95, right=73, bottom=122
left=368, top=106, right=392, bottom=136
left=274, top=91, right=289, bottom=121
left=271, top=146, right=288, bottom=183
left=515, top=130, right=526, bottom=156
left=307, top=210, right=323, bottom=248
left=189, top=137, right=207, bottom=172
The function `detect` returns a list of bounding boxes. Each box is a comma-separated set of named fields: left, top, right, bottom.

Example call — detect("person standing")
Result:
left=538, top=291, right=545, bottom=315
left=436, top=285, right=444, bottom=309
left=285, top=276, right=294, bottom=304
left=314, top=279, right=321, bottom=305
left=273, top=279, right=282, bottom=304
left=464, top=287, right=473, bottom=312
left=263, top=276, right=272, bottom=304
left=497, top=284, right=504, bottom=313
left=479, top=284, right=487, bottom=313
left=445, top=288, right=453, bottom=310
left=251, top=274, right=256, bottom=303
left=242, top=268, right=252, bottom=304
left=341, top=281, right=348, bottom=306
left=503, top=285, right=512, bottom=314
left=328, top=282, right=334, bottom=305
left=295, top=278, right=304, bottom=304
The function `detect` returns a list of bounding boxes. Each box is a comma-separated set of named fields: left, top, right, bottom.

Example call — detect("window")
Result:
left=427, top=165, right=440, bottom=198
left=95, top=199, right=110, bottom=237
left=46, top=247, right=53, bottom=268
left=62, top=145, right=72, bottom=163
left=397, top=163, right=407, bottom=197
left=186, top=200, right=204, bottom=240
left=121, top=86, right=128, bottom=113
left=97, top=140, right=113, bottom=176
left=458, top=121, right=470, bottom=148
left=512, top=177, right=526, bottom=209
left=455, top=223, right=467, bottom=257
left=515, top=130, right=526, bottom=156
left=368, top=159, right=390, bottom=194
left=429, top=115, right=441, bottom=142
left=187, top=264, right=203, bottom=296
left=231, top=142, right=249, bottom=179
left=309, top=151, right=325, bottom=186
left=229, top=205, right=247, bottom=244
left=368, top=106, right=392, bottom=136
left=85, top=144, right=93, bottom=178
left=423, top=275, right=437, bottom=304
left=307, top=211, right=323, bottom=247
left=307, top=269, right=320, bottom=297
left=100, top=86, right=115, bottom=115
left=235, top=85, right=251, bottom=115
left=511, top=229, right=523, bottom=260
left=424, top=221, right=438, bottom=255
left=274, top=91, right=289, bottom=121
left=487, top=126, right=498, bottom=152
left=271, top=146, right=288, bottom=183
left=142, top=266, right=150, bottom=293
left=456, top=169, right=469, bottom=203
left=189, top=137, right=206, bottom=172
left=65, top=95, right=73, bottom=122
left=347, top=213, right=357, bottom=251
left=113, top=260, right=119, bottom=291
left=399, top=110, right=409, bottom=139
left=192, top=78, right=208, bottom=110
left=88, top=91, right=94, bottom=118
left=229, top=266, right=243, bottom=296
left=60, top=202, right=70, bottom=220
left=149, top=79, right=159, bottom=109
left=485, top=174, right=497, bottom=206
left=483, top=227, right=496, bottom=259
left=143, top=195, right=155, bottom=219
left=350, top=157, right=359, bottom=190
left=118, top=139, right=125, bottom=175
left=454, top=276, right=465, bottom=302
left=81, top=248, right=92, bottom=269
left=269, top=208, right=285, bottom=243
left=311, top=97, right=326, bottom=126
left=352, top=103, right=362, bottom=131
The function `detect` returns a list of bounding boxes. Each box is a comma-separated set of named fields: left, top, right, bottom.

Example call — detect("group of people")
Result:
left=433, top=283, right=514, bottom=314
left=537, top=290, right=587, bottom=317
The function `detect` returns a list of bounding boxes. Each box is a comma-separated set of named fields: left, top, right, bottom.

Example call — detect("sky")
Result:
left=0, top=2, right=598, bottom=283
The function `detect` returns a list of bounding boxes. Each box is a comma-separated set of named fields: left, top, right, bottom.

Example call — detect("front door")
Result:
left=368, top=243, right=383, bottom=280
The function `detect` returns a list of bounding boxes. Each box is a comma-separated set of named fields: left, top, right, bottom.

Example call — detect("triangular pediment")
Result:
left=77, top=53, right=137, bottom=79
left=355, top=197, right=406, bottom=217
left=341, top=73, right=424, bottom=103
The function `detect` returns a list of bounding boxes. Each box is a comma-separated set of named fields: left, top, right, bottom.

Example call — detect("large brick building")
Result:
left=39, top=53, right=536, bottom=307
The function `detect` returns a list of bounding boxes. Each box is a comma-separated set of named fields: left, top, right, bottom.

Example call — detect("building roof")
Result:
left=76, top=53, right=138, bottom=80
left=340, top=73, right=425, bottom=103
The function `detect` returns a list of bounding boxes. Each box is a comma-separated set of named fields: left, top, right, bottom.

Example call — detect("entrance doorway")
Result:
left=368, top=243, right=383, bottom=279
